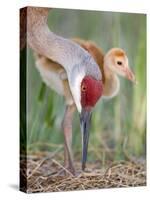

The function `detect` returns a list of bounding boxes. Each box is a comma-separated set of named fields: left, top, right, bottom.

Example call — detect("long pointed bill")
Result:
left=80, top=108, right=92, bottom=171
left=125, top=67, right=137, bottom=84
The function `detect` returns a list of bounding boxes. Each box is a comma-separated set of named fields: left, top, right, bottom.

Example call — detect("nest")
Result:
left=20, top=150, right=146, bottom=193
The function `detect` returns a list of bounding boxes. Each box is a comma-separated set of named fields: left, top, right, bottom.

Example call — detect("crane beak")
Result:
left=125, top=67, right=137, bottom=84
left=80, top=107, right=92, bottom=171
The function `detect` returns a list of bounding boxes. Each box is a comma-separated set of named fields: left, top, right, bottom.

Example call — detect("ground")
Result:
left=20, top=150, right=146, bottom=193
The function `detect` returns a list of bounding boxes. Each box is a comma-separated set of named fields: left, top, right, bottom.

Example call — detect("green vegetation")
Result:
left=25, top=9, right=146, bottom=162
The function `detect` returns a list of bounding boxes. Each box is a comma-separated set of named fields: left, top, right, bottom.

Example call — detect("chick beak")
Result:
left=80, top=107, right=92, bottom=171
left=125, top=67, right=137, bottom=84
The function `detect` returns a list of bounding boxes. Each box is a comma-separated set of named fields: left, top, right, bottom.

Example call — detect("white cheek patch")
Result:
left=69, top=74, right=83, bottom=113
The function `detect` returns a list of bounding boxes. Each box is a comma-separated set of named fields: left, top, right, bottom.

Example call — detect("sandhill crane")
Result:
left=26, top=7, right=136, bottom=175
left=27, top=7, right=103, bottom=174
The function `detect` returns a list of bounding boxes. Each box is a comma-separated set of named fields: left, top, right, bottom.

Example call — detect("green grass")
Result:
left=23, top=9, right=146, bottom=161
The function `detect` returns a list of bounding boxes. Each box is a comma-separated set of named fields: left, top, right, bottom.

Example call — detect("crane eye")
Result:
left=117, top=61, right=122, bottom=65
left=81, top=85, right=86, bottom=92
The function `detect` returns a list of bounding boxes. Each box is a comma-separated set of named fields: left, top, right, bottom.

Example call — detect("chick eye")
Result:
left=81, top=85, right=86, bottom=92
left=117, top=61, right=122, bottom=65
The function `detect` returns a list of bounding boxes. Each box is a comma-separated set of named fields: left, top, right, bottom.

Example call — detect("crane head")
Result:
left=79, top=75, right=103, bottom=170
left=68, top=50, right=103, bottom=171
left=69, top=73, right=103, bottom=170
left=104, top=48, right=136, bottom=83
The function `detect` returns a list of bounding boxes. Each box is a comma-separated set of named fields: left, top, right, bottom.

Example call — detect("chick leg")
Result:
left=62, top=104, right=76, bottom=175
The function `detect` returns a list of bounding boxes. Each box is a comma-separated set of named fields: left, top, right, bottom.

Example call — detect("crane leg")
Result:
left=62, top=104, right=76, bottom=175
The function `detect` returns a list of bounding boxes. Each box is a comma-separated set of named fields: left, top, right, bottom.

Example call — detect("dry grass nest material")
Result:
left=20, top=151, right=146, bottom=193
